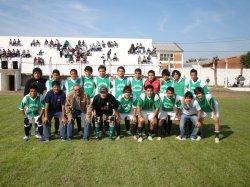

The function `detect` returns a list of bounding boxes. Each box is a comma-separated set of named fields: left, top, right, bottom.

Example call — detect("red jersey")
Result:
left=144, top=79, right=161, bottom=93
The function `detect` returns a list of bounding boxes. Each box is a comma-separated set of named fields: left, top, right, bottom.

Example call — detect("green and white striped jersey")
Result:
left=137, top=93, right=161, bottom=111
left=19, top=93, right=45, bottom=117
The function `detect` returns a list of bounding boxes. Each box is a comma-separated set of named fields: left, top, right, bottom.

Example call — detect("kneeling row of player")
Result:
left=19, top=81, right=220, bottom=143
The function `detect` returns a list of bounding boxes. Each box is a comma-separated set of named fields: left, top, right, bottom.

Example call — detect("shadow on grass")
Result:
left=202, top=124, right=233, bottom=140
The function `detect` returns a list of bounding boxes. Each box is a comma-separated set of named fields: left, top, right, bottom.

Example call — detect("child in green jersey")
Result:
left=137, top=85, right=161, bottom=142
left=159, top=87, right=181, bottom=140
left=19, top=84, right=45, bottom=142
left=117, top=86, right=137, bottom=140
left=194, top=87, right=220, bottom=143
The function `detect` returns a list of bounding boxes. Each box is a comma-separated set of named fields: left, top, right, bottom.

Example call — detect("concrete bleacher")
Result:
left=0, top=36, right=160, bottom=76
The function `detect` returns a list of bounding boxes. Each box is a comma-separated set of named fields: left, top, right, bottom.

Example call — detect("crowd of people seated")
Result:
left=34, top=57, right=45, bottom=65
left=146, top=47, right=157, bottom=57
left=9, top=39, right=22, bottom=46
left=30, top=40, right=41, bottom=47
left=138, top=55, right=152, bottom=64
left=128, top=43, right=146, bottom=54
left=0, top=49, right=31, bottom=59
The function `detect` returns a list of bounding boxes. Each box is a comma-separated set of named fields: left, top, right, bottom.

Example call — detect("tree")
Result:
left=240, top=52, right=250, bottom=74
left=211, top=56, right=219, bottom=87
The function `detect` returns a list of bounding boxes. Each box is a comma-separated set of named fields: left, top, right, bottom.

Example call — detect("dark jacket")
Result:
left=24, top=77, right=47, bottom=96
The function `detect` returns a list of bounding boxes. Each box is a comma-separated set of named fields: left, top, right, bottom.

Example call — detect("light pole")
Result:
left=225, top=58, right=228, bottom=88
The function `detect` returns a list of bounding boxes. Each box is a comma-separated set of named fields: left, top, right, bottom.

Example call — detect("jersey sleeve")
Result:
left=132, top=95, right=137, bottom=108
left=45, top=80, right=49, bottom=91
left=137, top=93, right=145, bottom=107
left=206, top=94, right=215, bottom=106
left=175, top=95, right=181, bottom=108
left=154, top=94, right=161, bottom=109
left=19, top=96, right=27, bottom=110
left=193, top=100, right=201, bottom=111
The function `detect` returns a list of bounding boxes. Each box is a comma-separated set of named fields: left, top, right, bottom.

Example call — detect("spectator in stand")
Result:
left=114, top=41, right=118, bottom=48
left=21, top=50, right=26, bottom=57
left=26, top=50, right=31, bottom=58
left=38, top=50, right=43, bottom=56
left=31, top=40, right=36, bottom=47
left=16, top=49, right=20, bottom=57
left=17, top=39, right=21, bottom=46
left=44, top=39, right=48, bottom=46
left=34, top=57, right=38, bottom=64
left=107, top=49, right=111, bottom=61
left=102, top=40, right=106, bottom=48
left=142, top=56, right=147, bottom=64
left=13, top=39, right=16, bottom=46
left=36, top=40, right=40, bottom=47
left=113, top=53, right=118, bottom=62
left=9, top=39, right=12, bottom=46
left=147, top=55, right=151, bottom=63
left=50, top=40, right=54, bottom=47
left=138, top=55, right=141, bottom=64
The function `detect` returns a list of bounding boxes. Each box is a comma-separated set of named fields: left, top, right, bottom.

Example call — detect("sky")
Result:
left=0, top=0, right=250, bottom=61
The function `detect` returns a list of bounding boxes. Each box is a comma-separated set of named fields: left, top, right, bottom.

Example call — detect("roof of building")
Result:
left=152, top=42, right=184, bottom=52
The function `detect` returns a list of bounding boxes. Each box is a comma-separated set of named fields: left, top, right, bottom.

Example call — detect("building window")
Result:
left=160, top=53, right=173, bottom=61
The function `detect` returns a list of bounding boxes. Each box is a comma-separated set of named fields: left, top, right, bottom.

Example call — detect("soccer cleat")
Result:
left=156, top=137, right=161, bottom=141
left=176, top=135, right=186, bottom=140
left=133, top=135, right=137, bottom=141
left=215, top=137, right=220, bottom=143
left=23, top=136, right=29, bottom=141
left=138, top=137, right=143, bottom=142
left=148, top=136, right=153, bottom=141
left=115, top=136, right=120, bottom=141
left=35, top=134, right=41, bottom=139
left=190, top=137, right=196, bottom=141
left=196, top=136, right=202, bottom=141
left=126, top=131, right=132, bottom=135
left=61, top=138, right=66, bottom=141
left=54, top=133, right=60, bottom=138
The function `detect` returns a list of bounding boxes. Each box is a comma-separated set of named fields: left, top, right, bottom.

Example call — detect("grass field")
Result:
left=0, top=91, right=250, bottom=186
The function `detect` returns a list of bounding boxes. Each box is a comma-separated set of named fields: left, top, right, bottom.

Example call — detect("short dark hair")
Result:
left=134, top=68, right=141, bottom=74
left=52, top=69, right=60, bottom=75
left=148, top=70, right=155, bottom=76
left=123, top=85, right=132, bottom=93
left=190, top=69, right=197, bottom=75
left=194, top=87, right=204, bottom=95
left=172, top=70, right=181, bottom=77
left=52, top=80, right=61, bottom=87
left=145, top=84, right=154, bottom=90
left=162, top=69, right=170, bottom=77
left=185, top=91, right=194, bottom=99
left=33, top=67, right=42, bottom=75
left=70, top=69, right=78, bottom=74
left=84, top=66, right=93, bottom=73
left=117, top=66, right=125, bottom=72
left=98, top=65, right=106, bottom=71
left=166, top=86, right=174, bottom=93
left=29, top=84, right=38, bottom=91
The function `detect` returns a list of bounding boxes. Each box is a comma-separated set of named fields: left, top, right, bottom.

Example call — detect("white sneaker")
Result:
left=115, top=136, right=120, bottom=141
left=138, top=137, right=143, bottom=142
left=196, top=136, right=202, bottom=141
left=126, top=131, right=132, bottom=135
left=23, top=136, right=29, bottom=141
left=148, top=136, right=153, bottom=141
left=54, top=133, right=60, bottom=138
left=190, top=137, right=196, bottom=141
left=176, top=135, right=185, bottom=140
left=35, top=134, right=41, bottom=139
left=133, top=135, right=137, bottom=141
left=215, top=137, right=220, bottom=143
left=156, top=137, right=161, bottom=141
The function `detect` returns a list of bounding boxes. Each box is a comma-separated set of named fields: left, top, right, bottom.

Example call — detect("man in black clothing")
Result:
left=92, top=86, right=120, bottom=140
left=24, top=68, right=47, bottom=96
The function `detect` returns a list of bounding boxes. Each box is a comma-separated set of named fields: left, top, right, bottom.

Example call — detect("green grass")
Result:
left=0, top=94, right=250, bottom=187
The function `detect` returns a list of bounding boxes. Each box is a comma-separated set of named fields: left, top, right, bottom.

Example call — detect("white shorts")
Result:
left=158, top=110, right=176, bottom=120
left=201, top=101, right=219, bottom=118
left=141, top=110, right=156, bottom=120
left=26, top=115, right=41, bottom=125
left=120, top=112, right=134, bottom=121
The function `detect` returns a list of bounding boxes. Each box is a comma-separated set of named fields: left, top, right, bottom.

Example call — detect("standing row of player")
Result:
left=19, top=65, right=220, bottom=143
